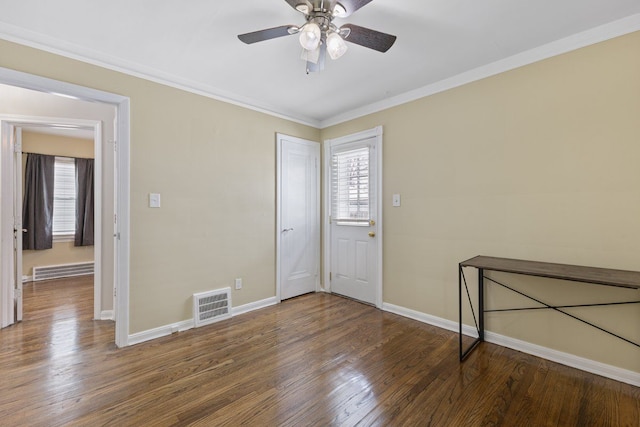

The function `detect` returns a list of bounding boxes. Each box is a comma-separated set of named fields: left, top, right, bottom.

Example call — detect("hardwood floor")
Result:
left=1, top=276, right=638, bottom=426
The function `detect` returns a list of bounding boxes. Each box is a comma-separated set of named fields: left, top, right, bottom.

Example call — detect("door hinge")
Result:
left=14, top=288, right=22, bottom=299
left=14, top=139, right=22, bottom=153
left=329, top=272, right=332, bottom=281
left=114, top=213, right=117, bottom=224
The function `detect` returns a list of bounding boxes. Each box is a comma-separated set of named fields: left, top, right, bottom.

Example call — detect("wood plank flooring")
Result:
left=1, top=276, right=638, bottom=426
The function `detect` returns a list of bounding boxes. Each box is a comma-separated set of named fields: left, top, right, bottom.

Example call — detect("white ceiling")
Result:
left=1, top=0, right=639, bottom=128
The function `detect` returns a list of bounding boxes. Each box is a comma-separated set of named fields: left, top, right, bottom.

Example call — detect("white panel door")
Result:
left=13, top=126, right=23, bottom=322
left=329, top=135, right=379, bottom=305
left=278, top=134, right=320, bottom=300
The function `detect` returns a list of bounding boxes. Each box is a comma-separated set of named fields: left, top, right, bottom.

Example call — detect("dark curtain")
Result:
left=22, top=154, right=55, bottom=250
left=75, top=158, right=94, bottom=246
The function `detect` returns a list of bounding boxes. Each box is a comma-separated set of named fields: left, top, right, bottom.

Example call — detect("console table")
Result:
left=458, top=256, right=640, bottom=361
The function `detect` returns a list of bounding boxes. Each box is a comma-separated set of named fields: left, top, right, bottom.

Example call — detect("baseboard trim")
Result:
left=485, top=331, right=640, bottom=387
left=127, top=296, right=280, bottom=346
left=128, top=319, right=195, bottom=346
left=383, top=302, right=478, bottom=338
left=99, top=310, right=114, bottom=321
left=382, top=302, right=639, bottom=387
left=232, top=296, right=279, bottom=316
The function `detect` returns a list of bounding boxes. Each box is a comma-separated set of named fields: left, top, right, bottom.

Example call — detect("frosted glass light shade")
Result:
left=326, top=32, right=348, bottom=60
left=299, top=23, right=321, bottom=50
left=301, top=46, right=321, bottom=64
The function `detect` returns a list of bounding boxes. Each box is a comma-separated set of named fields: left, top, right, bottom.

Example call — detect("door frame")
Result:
left=276, top=133, right=321, bottom=302
left=0, top=116, right=102, bottom=324
left=0, top=66, right=131, bottom=347
left=323, top=126, right=383, bottom=308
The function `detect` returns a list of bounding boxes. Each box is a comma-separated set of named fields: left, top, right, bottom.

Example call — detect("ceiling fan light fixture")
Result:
left=333, top=3, right=347, bottom=17
left=299, top=22, right=321, bottom=50
left=301, top=46, right=321, bottom=64
left=326, top=32, right=348, bottom=60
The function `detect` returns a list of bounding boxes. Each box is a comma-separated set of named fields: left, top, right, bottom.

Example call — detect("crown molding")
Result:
left=2, top=14, right=639, bottom=131
left=0, top=22, right=321, bottom=129
left=319, top=14, right=640, bottom=128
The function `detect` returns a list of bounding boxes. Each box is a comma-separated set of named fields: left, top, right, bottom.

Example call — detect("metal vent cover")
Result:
left=193, top=287, right=232, bottom=327
left=33, top=262, right=94, bottom=281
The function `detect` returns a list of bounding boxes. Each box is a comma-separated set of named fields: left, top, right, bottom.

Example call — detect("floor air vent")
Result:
left=33, top=262, right=94, bottom=281
left=193, top=287, right=232, bottom=327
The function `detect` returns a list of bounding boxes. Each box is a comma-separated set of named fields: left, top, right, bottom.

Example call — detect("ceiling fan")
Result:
left=238, top=0, right=397, bottom=73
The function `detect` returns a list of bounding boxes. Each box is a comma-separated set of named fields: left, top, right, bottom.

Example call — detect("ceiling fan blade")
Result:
left=335, top=0, right=374, bottom=17
left=238, top=26, right=296, bottom=44
left=340, top=24, right=396, bottom=52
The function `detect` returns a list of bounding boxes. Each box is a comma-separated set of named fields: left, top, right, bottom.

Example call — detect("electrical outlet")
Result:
left=235, top=278, right=242, bottom=290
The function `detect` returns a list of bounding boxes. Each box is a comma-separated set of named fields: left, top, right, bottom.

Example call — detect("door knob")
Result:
left=368, top=231, right=375, bottom=237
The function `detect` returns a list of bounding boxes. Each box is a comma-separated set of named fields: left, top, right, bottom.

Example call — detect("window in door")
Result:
left=331, top=146, right=370, bottom=225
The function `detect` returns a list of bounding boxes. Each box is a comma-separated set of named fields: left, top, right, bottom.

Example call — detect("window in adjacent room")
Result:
left=52, top=156, right=76, bottom=240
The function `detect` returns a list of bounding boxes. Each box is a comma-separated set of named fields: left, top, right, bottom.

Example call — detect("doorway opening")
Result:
left=0, top=67, right=131, bottom=347
left=14, top=121, right=101, bottom=324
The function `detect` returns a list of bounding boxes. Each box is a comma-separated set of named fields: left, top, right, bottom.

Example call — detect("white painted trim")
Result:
left=276, top=136, right=282, bottom=304
left=319, top=14, right=640, bottom=128
left=485, top=331, right=640, bottom=388
left=0, top=66, right=131, bottom=348
left=127, top=296, right=280, bottom=346
left=100, top=310, right=114, bottom=321
left=0, top=23, right=319, bottom=129
left=127, top=319, right=195, bottom=346
left=0, top=122, right=14, bottom=327
left=382, top=302, right=640, bottom=388
left=93, top=121, right=103, bottom=321
left=323, top=126, right=383, bottom=308
left=232, top=296, right=279, bottom=317
left=22, top=276, right=32, bottom=283
left=2, top=15, right=639, bottom=130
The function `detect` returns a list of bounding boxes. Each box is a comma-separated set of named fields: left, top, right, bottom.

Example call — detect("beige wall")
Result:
left=0, top=39, right=320, bottom=333
left=21, top=131, right=95, bottom=277
left=321, top=32, right=640, bottom=373
left=2, top=30, right=638, bottom=373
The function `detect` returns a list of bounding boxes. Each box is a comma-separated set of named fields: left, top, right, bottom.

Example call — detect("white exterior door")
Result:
left=327, top=128, right=381, bottom=306
left=277, top=134, right=320, bottom=300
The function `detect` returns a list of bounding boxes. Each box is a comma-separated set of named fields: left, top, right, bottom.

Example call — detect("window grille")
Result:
left=331, top=146, right=370, bottom=223
left=52, top=157, right=76, bottom=236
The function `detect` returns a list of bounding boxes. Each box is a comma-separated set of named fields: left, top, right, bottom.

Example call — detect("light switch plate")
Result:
left=392, top=194, right=401, bottom=207
left=149, top=193, right=161, bottom=208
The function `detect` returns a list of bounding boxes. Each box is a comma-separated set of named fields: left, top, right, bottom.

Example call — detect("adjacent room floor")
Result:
left=1, top=276, right=638, bottom=426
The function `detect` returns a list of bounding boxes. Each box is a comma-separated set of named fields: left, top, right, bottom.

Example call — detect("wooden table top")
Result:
left=460, top=256, right=640, bottom=289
